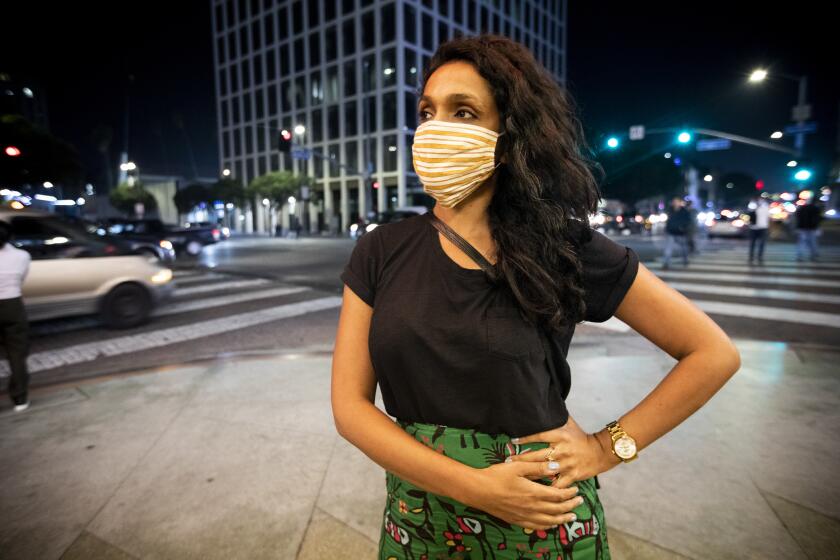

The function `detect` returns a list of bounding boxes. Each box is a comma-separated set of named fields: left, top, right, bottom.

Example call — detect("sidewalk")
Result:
left=1, top=332, right=839, bottom=559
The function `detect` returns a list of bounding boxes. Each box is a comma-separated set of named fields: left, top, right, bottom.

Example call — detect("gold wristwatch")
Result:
left=606, top=420, right=638, bottom=463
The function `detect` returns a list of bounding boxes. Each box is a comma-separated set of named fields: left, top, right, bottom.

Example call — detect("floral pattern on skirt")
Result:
left=379, top=419, right=611, bottom=560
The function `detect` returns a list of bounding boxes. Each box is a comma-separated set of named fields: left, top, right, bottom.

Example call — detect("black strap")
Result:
left=427, top=211, right=498, bottom=282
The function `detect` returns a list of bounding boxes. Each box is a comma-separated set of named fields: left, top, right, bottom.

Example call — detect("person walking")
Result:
left=333, top=34, right=741, bottom=560
left=795, top=198, right=823, bottom=262
left=747, top=196, right=770, bottom=264
left=685, top=199, right=698, bottom=254
left=662, top=196, right=691, bottom=269
left=0, top=220, right=32, bottom=412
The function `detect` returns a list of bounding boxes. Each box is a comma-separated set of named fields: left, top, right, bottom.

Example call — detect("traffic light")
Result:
left=278, top=129, right=292, bottom=153
left=606, top=137, right=620, bottom=150
left=755, top=180, right=764, bottom=190
left=372, top=180, right=380, bottom=189
left=794, top=169, right=812, bottom=181
left=4, top=146, right=21, bottom=157
left=677, top=131, right=692, bottom=144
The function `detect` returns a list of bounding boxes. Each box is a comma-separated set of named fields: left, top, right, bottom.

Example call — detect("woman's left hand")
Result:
left=507, top=415, right=617, bottom=488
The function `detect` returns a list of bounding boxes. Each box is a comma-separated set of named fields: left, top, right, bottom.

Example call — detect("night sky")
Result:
left=2, top=1, right=836, bottom=195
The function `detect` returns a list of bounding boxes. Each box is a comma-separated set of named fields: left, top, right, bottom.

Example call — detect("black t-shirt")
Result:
left=339, top=212, right=639, bottom=437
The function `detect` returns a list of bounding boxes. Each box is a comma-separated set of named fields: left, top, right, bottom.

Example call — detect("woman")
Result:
left=332, top=35, right=740, bottom=560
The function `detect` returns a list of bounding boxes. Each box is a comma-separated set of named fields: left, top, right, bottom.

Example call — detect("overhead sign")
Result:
left=292, top=148, right=311, bottom=160
left=629, top=125, right=645, bottom=140
left=696, top=139, right=732, bottom=151
left=784, top=122, right=817, bottom=135
left=791, top=104, right=812, bottom=122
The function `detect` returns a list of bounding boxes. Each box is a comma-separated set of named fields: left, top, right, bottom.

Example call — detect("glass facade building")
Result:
left=211, top=0, right=566, bottom=234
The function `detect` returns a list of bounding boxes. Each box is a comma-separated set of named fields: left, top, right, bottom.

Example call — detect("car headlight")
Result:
left=159, top=240, right=174, bottom=250
left=366, top=223, right=378, bottom=232
left=151, top=269, right=173, bottom=284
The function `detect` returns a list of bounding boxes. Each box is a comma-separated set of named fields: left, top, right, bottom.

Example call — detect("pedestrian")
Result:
left=795, top=197, right=822, bottom=262
left=0, top=220, right=32, bottom=412
left=662, top=196, right=691, bottom=269
left=685, top=199, right=698, bottom=254
left=747, top=196, right=770, bottom=264
left=333, top=34, right=741, bottom=560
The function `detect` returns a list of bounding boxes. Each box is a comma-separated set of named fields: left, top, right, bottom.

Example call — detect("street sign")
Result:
left=784, top=122, right=817, bottom=135
left=629, top=125, right=645, bottom=140
left=292, top=148, right=311, bottom=160
left=696, top=139, right=732, bottom=151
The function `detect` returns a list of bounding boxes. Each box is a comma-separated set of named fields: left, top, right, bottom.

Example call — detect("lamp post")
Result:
left=748, top=68, right=810, bottom=156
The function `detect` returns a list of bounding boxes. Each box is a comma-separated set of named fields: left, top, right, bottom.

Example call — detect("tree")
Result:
left=209, top=177, right=246, bottom=206
left=597, top=141, right=684, bottom=204
left=110, top=181, right=158, bottom=217
left=246, top=170, right=309, bottom=206
left=173, top=183, right=212, bottom=215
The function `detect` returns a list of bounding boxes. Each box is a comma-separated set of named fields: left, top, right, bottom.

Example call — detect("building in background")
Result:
left=211, top=0, right=567, bottom=235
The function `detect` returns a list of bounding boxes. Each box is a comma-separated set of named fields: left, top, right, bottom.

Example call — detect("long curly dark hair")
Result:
left=420, top=34, right=602, bottom=335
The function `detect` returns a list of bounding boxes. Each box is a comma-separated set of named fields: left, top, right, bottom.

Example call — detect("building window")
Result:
left=382, top=47, right=396, bottom=88
left=312, top=108, right=323, bottom=142
left=326, top=65, right=339, bottom=103
left=309, top=32, right=321, bottom=67
left=325, top=0, right=336, bottom=21
left=232, top=96, right=241, bottom=123
left=266, top=49, right=276, bottom=81
left=253, top=53, right=263, bottom=84
left=219, top=70, right=228, bottom=96
left=328, top=104, right=339, bottom=138
left=265, top=15, right=275, bottom=45
left=241, top=60, right=251, bottom=89
left=292, top=1, right=303, bottom=33
left=383, top=91, right=396, bottom=130
left=342, top=0, right=355, bottom=15
left=364, top=95, right=377, bottom=133
left=217, top=39, right=226, bottom=65
left=362, top=53, right=376, bottom=92
left=226, top=2, right=235, bottom=28
left=240, top=26, right=249, bottom=56
left=255, top=89, right=265, bottom=119
left=381, top=3, right=395, bottom=44
left=342, top=17, right=356, bottom=55
left=281, top=80, right=292, bottom=112
left=404, top=4, right=416, bottom=44
left=361, top=10, right=375, bottom=50
left=404, top=48, right=417, bottom=87
left=222, top=99, right=230, bottom=127
left=294, top=76, right=306, bottom=108
left=308, top=0, right=320, bottom=30
left=268, top=84, right=278, bottom=115
left=252, top=20, right=262, bottom=51
left=344, top=100, right=357, bottom=136
left=344, top=59, right=356, bottom=96
left=244, top=94, right=253, bottom=122
left=384, top=135, right=398, bottom=172
left=345, top=140, right=358, bottom=170
left=294, top=38, right=305, bottom=72
left=406, top=134, right=414, bottom=173
left=325, top=25, right=338, bottom=61
left=228, top=31, right=238, bottom=60
left=438, top=20, right=448, bottom=44
left=422, top=13, right=434, bottom=51
left=311, top=72, right=323, bottom=104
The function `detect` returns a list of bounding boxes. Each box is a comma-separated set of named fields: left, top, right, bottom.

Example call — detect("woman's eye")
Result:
left=418, top=110, right=430, bottom=120
left=455, top=109, right=476, bottom=119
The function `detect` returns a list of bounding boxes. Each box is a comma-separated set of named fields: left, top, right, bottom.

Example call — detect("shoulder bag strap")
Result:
left=427, top=211, right=498, bottom=282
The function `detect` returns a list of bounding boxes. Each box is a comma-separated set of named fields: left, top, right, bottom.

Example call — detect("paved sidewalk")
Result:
left=1, top=332, right=839, bottom=559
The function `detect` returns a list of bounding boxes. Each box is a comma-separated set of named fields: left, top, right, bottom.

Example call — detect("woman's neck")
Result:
left=431, top=178, right=495, bottom=239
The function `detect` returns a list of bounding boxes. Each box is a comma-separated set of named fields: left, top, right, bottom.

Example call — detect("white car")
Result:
left=1, top=209, right=175, bottom=328
left=705, top=212, right=750, bottom=238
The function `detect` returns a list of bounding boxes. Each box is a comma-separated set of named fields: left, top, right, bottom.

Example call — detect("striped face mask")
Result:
left=411, top=120, right=504, bottom=208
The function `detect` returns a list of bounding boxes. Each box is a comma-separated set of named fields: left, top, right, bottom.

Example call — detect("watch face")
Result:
left=615, top=436, right=637, bottom=459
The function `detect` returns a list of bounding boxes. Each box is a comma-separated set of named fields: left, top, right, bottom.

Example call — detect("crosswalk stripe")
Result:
left=692, top=299, right=840, bottom=329
left=687, top=257, right=840, bottom=269
left=653, top=270, right=839, bottom=289
left=664, top=282, right=840, bottom=305
left=175, top=278, right=272, bottom=296
left=647, top=262, right=840, bottom=277
left=0, top=296, right=342, bottom=376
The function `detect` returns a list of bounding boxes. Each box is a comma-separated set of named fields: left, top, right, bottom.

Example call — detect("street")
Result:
left=4, top=230, right=838, bottom=389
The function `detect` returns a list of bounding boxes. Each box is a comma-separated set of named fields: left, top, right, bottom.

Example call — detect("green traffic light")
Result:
left=677, top=131, right=692, bottom=144
left=606, top=137, right=619, bottom=149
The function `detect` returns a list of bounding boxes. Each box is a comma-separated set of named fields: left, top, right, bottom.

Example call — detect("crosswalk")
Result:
left=590, top=240, right=840, bottom=337
left=3, top=240, right=839, bottom=380
left=0, top=269, right=342, bottom=377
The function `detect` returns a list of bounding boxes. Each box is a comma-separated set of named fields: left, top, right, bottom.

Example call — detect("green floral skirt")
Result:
left=379, top=420, right=610, bottom=560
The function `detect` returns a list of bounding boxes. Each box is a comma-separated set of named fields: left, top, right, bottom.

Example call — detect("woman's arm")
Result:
left=335, top=284, right=602, bottom=528
left=592, top=262, right=742, bottom=469
left=510, top=261, right=741, bottom=478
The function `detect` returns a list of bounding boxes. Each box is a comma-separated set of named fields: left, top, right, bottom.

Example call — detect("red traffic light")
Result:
left=372, top=181, right=380, bottom=189
left=5, top=146, right=22, bottom=157
left=281, top=129, right=292, bottom=141
left=755, top=180, right=764, bottom=190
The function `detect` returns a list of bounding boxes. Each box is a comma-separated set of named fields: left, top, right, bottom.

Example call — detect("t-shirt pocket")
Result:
left=485, top=306, right=543, bottom=361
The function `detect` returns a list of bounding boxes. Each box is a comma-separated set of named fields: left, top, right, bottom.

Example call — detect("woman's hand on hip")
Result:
left=506, top=415, right=616, bottom=488
left=464, top=461, right=583, bottom=530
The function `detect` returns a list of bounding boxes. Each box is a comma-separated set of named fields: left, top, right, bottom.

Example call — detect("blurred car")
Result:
left=104, top=218, right=216, bottom=257
left=353, top=206, right=429, bottom=239
left=0, top=209, right=175, bottom=328
left=704, top=210, right=750, bottom=238
left=184, top=221, right=230, bottom=240
left=590, top=211, right=645, bottom=236
left=74, top=218, right=176, bottom=263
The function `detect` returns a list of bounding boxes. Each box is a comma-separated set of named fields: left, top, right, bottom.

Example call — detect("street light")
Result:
left=703, top=175, right=713, bottom=182
left=770, top=131, right=783, bottom=139
left=787, top=160, right=798, bottom=167
left=222, top=168, right=231, bottom=177
left=4, top=146, right=21, bottom=157
left=748, top=68, right=768, bottom=83
left=794, top=169, right=812, bottom=181
left=294, top=124, right=306, bottom=135
left=43, top=181, right=54, bottom=189
left=677, top=131, right=692, bottom=144
left=120, top=161, right=137, bottom=172
left=664, top=152, right=672, bottom=159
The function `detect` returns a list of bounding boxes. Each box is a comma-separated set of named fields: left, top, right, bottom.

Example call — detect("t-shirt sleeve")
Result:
left=339, top=229, right=384, bottom=307
left=580, top=229, right=640, bottom=322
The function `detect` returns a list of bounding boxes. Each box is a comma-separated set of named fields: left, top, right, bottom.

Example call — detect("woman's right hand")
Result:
left=462, top=462, right=584, bottom=530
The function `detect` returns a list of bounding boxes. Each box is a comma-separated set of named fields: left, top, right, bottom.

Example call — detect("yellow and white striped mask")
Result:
left=411, top=120, right=503, bottom=207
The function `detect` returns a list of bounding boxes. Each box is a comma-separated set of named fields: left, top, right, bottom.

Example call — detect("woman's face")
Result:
left=417, top=60, right=501, bottom=133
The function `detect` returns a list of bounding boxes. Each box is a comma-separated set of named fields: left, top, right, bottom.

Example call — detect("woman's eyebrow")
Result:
left=418, top=93, right=482, bottom=106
